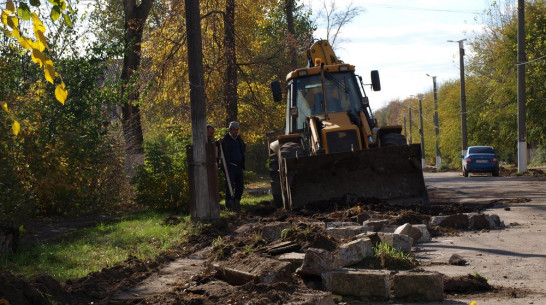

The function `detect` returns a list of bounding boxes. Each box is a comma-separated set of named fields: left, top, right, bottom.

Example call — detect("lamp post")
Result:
left=448, top=39, right=468, bottom=158
left=427, top=74, right=441, bottom=169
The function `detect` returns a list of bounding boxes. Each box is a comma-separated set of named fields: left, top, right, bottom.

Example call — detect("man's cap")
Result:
left=228, top=121, right=239, bottom=129
left=206, top=124, right=214, bottom=129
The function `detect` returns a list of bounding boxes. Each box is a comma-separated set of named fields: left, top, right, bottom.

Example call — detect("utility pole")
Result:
left=448, top=39, right=468, bottom=158
left=403, top=114, right=407, bottom=143
left=408, top=104, right=413, bottom=144
left=418, top=95, right=425, bottom=169
left=427, top=74, right=442, bottom=169
left=186, top=0, right=219, bottom=221
left=517, top=0, right=527, bottom=173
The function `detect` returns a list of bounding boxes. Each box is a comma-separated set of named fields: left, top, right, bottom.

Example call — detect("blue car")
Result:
left=462, top=146, right=500, bottom=177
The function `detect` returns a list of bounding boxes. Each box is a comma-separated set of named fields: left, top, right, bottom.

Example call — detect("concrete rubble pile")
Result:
left=213, top=212, right=505, bottom=303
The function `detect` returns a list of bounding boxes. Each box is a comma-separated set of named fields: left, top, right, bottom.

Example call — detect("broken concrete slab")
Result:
left=486, top=214, right=505, bottom=229
left=392, top=271, right=444, bottom=302
left=337, top=237, right=373, bottom=267
left=267, top=241, right=300, bottom=255
left=408, top=227, right=423, bottom=246
left=262, top=222, right=292, bottom=241
left=325, top=226, right=368, bottom=240
left=362, top=219, right=387, bottom=232
left=326, top=222, right=361, bottom=228
left=284, top=291, right=335, bottom=305
left=394, top=223, right=412, bottom=235
left=214, top=255, right=294, bottom=285
left=278, top=252, right=305, bottom=266
left=430, top=214, right=469, bottom=229
left=412, top=224, right=431, bottom=243
left=377, top=233, right=413, bottom=253
left=321, top=269, right=390, bottom=300
left=296, top=248, right=340, bottom=276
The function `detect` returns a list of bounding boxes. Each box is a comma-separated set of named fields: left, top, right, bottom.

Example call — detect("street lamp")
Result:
left=426, top=74, right=442, bottom=170
left=447, top=39, right=468, bottom=157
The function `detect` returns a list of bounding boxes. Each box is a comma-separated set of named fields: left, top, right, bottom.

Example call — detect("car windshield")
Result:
left=293, top=72, right=362, bottom=129
left=469, top=147, right=495, bottom=154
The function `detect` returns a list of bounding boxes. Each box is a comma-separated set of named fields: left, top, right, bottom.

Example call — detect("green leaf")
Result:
left=30, top=0, right=41, bottom=7
left=50, top=6, right=61, bottom=21
left=63, top=13, right=73, bottom=26
left=18, top=3, right=32, bottom=21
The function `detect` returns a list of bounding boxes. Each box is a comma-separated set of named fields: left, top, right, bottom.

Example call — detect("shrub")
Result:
left=132, top=133, right=191, bottom=211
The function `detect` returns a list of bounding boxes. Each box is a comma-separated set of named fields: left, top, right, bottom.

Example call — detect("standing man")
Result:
left=221, top=121, right=246, bottom=211
left=206, top=124, right=216, bottom=142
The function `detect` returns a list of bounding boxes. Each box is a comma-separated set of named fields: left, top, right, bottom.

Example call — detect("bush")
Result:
left=132, top=133, right=191, bottom=211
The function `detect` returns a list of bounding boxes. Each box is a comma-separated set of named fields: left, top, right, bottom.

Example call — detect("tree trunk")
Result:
left=120, top=0, right=154, bottom=176
left=224, top=0, right=237, bottom=125
left=285, top=0, right=298, bottom=70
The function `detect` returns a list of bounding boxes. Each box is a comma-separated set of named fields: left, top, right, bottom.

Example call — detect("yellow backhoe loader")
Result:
left=268, top=40, right=428, bottom=209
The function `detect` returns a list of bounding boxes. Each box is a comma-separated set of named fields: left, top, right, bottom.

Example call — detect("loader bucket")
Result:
left=281, top=144, right=428, bottom=210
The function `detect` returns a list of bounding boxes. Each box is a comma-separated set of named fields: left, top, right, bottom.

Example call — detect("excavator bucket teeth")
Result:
left=282, top=144, right=428, bottom=210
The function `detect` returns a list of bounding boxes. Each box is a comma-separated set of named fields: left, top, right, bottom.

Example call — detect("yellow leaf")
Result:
left=31, top=13, right=45, bottom=33
left=6, top=1, right=15, bottom=13
left=44, top=63, right=54, bottom=84
left=1, top=102, right=8, bottom=112
left=12, top=120, right=20, bottom=136
left=31, top=49, right=45, bottom=66
left=17, top=35, right=33, bottom=50
left=7, top=15, right=18, bottom=28
left=34, top=30, right=48, bottom=50
left=11, top=27, right=19, bottom=38
left=1, top=11, right=9, bottom=27
left=55, top=83, right=67, bottom=104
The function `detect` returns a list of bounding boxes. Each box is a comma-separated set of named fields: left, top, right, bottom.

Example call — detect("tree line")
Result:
left=1, top=0, right=544, bottom=228
left=374, top=0, right=545, bottom=169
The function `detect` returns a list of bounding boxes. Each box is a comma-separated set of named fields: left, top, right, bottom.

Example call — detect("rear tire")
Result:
left=381, top=133, right=407, bottom=147
left=463, top=168, right=469, bottom=177
left=492, top=169, right=499, bottom=177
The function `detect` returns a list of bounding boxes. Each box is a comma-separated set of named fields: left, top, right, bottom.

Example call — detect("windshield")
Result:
left=468, top=147, right=495, bottom=154
left=293, top=72, right=362, bottom=130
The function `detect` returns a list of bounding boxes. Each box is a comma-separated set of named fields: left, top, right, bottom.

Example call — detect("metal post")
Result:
left=418, top=95, right=425, bottom=169
left=427, top=74, right=442, bottom=169
left=517, top=0, right=527, bottom=172
left=448, top=39, right=468, bottom=158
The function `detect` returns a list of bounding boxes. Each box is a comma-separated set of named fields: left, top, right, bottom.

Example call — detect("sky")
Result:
left=304, top=0, right=495, bottom=110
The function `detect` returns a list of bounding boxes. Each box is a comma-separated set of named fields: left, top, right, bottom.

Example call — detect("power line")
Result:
left=366, top=3, right=482, bottom=15
left=517, top=54, right=546, bottom=65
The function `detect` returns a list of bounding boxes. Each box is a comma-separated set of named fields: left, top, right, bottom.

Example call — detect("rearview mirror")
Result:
left=371, top=70, right=381, bottom=92
left=270, top=81, right=282, bottom=102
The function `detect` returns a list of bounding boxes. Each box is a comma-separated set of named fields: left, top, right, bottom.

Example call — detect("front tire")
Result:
left=278, top=142, right=305, bottom=209
left=269, top=154, right=282, bottom=207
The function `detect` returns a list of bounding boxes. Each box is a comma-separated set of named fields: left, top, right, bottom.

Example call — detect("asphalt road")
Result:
left=415, top=171, right=546, bottom=305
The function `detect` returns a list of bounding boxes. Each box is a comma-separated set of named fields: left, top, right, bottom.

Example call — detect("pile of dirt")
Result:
left=0, top=196, right=516, bottom=305
left=500, top=167, right=546, bottom=177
